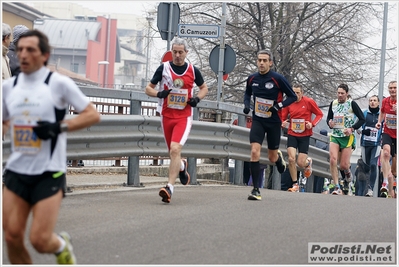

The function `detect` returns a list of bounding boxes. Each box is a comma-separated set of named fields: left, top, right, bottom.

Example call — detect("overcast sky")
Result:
left=71, top=1, right=158, bottom=16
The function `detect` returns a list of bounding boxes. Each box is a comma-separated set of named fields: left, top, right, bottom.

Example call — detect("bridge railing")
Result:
left=2, top=114, right=331, bottom=187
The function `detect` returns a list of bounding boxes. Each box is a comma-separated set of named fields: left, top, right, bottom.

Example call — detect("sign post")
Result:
left=157, top=3, right=180, bottom=50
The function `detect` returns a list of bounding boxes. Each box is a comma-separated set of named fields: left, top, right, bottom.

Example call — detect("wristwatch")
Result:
left=60, top=122, right=69, bottom=133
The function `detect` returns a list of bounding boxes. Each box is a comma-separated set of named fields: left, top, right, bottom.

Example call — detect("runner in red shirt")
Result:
left=376, top=81, right=397, bottom=197
left=145, top=38, right=208, bottom=203
left=281, top=84, right=323, bottom=192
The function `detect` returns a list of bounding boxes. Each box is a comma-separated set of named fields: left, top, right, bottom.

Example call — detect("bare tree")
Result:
left=177, top=2, right=397, bottom=107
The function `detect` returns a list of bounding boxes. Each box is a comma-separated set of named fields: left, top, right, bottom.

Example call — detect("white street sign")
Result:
left=178, top=24, right=220, bottom=38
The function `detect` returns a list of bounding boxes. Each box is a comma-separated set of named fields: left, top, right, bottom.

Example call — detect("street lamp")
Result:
left=97, top=60, right=109, bottom=87
left=145, top=12, right=155, bottom=84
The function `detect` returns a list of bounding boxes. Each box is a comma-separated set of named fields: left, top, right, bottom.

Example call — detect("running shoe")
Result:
left=365, top=188, right=373, bottom=197
left=303, top=157, right=313, bottom=178
left=56, top=231, right=76, bottom=264
left=380, top=182, right=388, bottom=197
left=331, top=186, right=343, bottom=195
left=179, top=159, right=190, bottom=185
left=327, top=183, right=336, bottom=194
left=341, top=181, right=349, bottom=195
left=276, top=150, right=287, bottom=174
left=288, top=183, right=299, bottom=192
left=380, top=191, right=388, bottom=198
left=248, top=188, right=262, bottom=200
left=159, top=186, right=172, bottom=203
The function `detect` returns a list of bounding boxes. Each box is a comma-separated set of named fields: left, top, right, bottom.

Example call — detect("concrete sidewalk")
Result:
left=65, top=166, right=229, bottom=193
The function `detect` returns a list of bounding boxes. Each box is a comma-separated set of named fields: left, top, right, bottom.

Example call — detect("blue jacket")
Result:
left=360, top=109, right=382, bottom=147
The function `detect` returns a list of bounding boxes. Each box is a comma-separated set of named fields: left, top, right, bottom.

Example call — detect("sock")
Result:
left=167, top=183, right=174, bottom=194
left=383, top=178, right=388, bottom=185
left=180, top=161, right=185, bottom=172
left=55, top=235, right=66, bottom=254
left=250, top=161, right=260, bottom=190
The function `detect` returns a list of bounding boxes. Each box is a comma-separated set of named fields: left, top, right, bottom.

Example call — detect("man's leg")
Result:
left=339, top=147, right=353, bottom=195
left=29, top=190, right=63, bottom=253
left=369, top=146, right=380, bottom=192
left=248, top=142, right=262, bottom=200
left=380, top=144, right=391, bottom=196
left=168, top=141, right=183, bottom=186
left=329, top=142, right=340, bottom=186
left=391, top=155, right=397, bottom=197
left=3, top=187, right=32, bottom=264
left=287, top=147, right=297, bottom=182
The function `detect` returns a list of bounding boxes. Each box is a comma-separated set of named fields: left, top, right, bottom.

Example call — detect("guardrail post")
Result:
left=188, top=108, right=199, bottom=184
left=233, top=114, right=247, bottom=185
left=127, top=99, right=142, bottom=186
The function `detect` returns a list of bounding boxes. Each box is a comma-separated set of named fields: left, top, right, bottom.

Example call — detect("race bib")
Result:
left=12, top=116, right=42, bottom=154
left=385, top=114, right=397, bottom=129
left=167, top=88, right=188, bottom=110
left=363, top=127, right=378, bottom=142
left=291, top=119, right=305, bottom=133
left=333, top=113, right=345, bottom=129
left=254, top=97, right=273, bottom=118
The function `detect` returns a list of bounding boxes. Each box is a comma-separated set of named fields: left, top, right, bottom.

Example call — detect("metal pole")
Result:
left=105, top=14, right=111, bottom=87
left=216, top=3, right=226, bottom=104
left=167, top=2, right=174, bottom=51
left=97, top=64, right=100, bottom=85
left=378, top=3, right=388, bottom=103
left=145, top=16, right=152, bottom=83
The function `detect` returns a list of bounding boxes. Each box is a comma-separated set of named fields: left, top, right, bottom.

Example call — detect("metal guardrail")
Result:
left=2, top=114, right=331, bottom=187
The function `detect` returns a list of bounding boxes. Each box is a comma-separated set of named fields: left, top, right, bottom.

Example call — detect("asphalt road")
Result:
left=2, top=185, right=397, bottom=265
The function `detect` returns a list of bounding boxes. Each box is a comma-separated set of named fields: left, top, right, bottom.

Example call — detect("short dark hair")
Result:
left=370, top=95, right=379, bottom=101
left=337, top=83, right=349, bottom=93
left=292, top=83, right=303, bottom=90
left=257, top=50, right=273, bottom=61
left=16, top=29, right=51, bottom=66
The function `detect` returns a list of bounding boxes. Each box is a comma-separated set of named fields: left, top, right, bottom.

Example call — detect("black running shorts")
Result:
left=381, top=133, right=397, bottom=157
left=249, top=119, right=282, bottom=150
left=3, top=170, right=66, bottom=205
left=287, top=135, right=310, bottom=154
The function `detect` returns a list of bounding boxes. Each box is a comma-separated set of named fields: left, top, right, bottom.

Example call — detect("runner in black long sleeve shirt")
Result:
left=243, top=50, right=297, bottom=201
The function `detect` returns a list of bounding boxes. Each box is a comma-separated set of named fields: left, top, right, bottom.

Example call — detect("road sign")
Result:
left=178, top=24, right=219, bottom=38
left=161, top=51, right=173, bottom=63
left=209, top=44, right=236, bottom=74
left=157, top=3, right=180, bottom=41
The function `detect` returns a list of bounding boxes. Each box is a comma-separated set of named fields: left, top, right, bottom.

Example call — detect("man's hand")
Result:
left=33, top=121, right=61, bottom=140
left=187, top=97, right=200, bottom=107
left=157, top=89, right=172, bottom=99
left=243, top=106, right=250, bottom=114
left=362, top=129, right=371, bottom=136
left=269, top=104, right=280, bottom=114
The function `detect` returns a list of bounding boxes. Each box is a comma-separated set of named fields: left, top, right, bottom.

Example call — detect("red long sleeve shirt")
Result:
left=281, top=96, right=323, bottom=137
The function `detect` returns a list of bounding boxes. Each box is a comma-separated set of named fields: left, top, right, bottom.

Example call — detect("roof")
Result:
left=34, top=18, right=101, bottom=49
left=47, top=63, right=97, bottom=85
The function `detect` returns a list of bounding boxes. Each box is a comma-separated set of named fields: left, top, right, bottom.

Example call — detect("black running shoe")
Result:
left=342, top=181, right=349, bottom=195
left=159, top=186, right=172, bottom=203
left=248, top=188, right=262, bottom=200
left=179, top=159, right=190, bottom=185
left=276, top=150, right=287, bottom=174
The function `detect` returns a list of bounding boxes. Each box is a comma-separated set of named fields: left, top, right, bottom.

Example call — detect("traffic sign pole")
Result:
left=217, top=3, right=227, bottom=105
